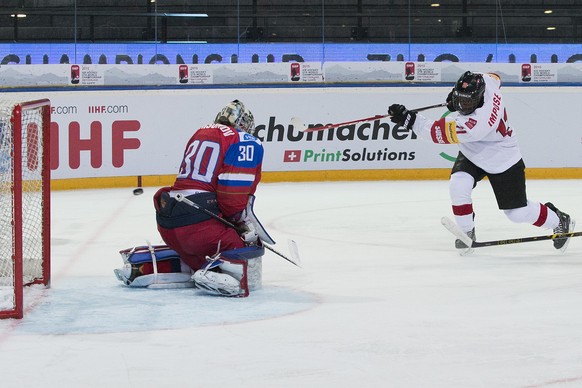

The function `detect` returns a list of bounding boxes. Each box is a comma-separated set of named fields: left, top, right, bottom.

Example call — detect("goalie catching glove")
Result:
left=388, top=104, right=416, bottom=130
left=229, top=209, right=259, bottom=243
left=227, top=194, right=275, bottom=245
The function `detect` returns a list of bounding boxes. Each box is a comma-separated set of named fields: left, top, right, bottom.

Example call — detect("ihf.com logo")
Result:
left=283, top=148, right=415, bottom=163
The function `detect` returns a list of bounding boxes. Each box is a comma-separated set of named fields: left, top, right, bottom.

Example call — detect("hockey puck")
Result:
left=133, top=188, right=144, bottom=196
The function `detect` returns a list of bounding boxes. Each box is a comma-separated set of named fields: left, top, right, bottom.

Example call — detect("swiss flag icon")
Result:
left=283, top=150, right=302, bottom=162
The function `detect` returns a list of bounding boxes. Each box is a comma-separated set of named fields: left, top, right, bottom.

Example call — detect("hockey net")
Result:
left=0, top=99, right=51, bottom=319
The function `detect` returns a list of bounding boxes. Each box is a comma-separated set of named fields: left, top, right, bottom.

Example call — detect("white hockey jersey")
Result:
left=412, top=73, right=522, bottom=174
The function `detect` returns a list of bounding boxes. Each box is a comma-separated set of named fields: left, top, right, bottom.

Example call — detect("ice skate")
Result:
left=546, top=202, right=576, bottom=252
left=455, top=228, right=475, bottom=248
left=455, top=227, right=476, bottom=254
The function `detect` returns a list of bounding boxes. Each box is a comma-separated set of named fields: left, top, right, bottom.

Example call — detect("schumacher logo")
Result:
left=256, top=116, right=416, bottom=143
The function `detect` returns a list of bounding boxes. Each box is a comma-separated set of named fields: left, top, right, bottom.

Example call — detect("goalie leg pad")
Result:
left=115, top=244, right=194, bottom=288
left=119, top=244, right=181, bottom=265
left=114, top=262, right=195, bottom=288
left=221, top=245, right=263, bottom=292
left=193, top=246, right=264, bottom=297
left=124, top=271, right=195, bottom=289
left=193, top=270, right=244, bottom=296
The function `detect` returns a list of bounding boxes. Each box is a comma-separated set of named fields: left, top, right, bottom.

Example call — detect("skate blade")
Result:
left=459, top=247, right=474, bottom=256
left=559, top=219, right=576, bottom=253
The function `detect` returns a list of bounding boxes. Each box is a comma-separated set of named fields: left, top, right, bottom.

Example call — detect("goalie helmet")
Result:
left=452, top=71, right=485, bottom=115
left=214, top=100, right=255, bottom=135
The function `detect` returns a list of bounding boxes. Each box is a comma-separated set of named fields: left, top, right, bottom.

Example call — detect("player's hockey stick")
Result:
left=441, top=216, right=581, bottom=250
left=174, top=193, right=301, bottom=267
left=291, top=102, right=447, bottom=133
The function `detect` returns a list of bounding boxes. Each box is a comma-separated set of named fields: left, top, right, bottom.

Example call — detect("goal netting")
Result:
left=0, top=99, right=51, bottom=319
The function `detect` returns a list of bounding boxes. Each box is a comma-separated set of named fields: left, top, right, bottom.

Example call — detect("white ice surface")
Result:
left=1, top=180, right=582, bottom=388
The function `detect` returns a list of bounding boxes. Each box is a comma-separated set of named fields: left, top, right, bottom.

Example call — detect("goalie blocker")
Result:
left=114, top=243, right=264, bottom=297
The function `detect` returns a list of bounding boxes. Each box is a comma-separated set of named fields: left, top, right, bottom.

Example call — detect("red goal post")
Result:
left=0, top=99, right=51, bottom=319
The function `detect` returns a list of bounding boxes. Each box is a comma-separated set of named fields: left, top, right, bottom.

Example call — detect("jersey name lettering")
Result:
left=488, top=93, right=502, bottom=127
left=207, top=123, right=236, bottom=137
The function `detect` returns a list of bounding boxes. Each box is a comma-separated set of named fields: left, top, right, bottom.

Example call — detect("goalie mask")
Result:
left=215, top=100, right=256, bottom=135
left=452, top=71, right=485, bottom=115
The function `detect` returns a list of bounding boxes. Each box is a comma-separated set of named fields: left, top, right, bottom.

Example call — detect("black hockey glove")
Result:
left=446, top=88, right=456, bottom=112
left=388, top=104, right=416, bottom=130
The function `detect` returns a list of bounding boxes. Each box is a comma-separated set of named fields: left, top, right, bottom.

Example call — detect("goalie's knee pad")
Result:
left=114, top=244, right=195, bottom=289
left=193, top=245, right=264, bottom=297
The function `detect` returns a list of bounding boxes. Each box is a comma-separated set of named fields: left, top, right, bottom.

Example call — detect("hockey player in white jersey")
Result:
left=388, top=71, right=575, bottom=252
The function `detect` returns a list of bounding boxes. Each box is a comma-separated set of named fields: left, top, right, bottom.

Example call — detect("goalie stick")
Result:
left=174, top=193, right=301, bottom=267
left=441, top=216, right=581, bottom=252
left=291, top=102, right=447, bottom=133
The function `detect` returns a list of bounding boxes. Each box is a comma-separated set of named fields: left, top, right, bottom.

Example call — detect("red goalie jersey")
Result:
left=171, top=123, right=264, bottom=219
left=152, top=99, right=264, bottom=273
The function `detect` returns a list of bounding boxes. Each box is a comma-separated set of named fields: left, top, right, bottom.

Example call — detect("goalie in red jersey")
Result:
left=115, top=100, right=272, bottom=297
